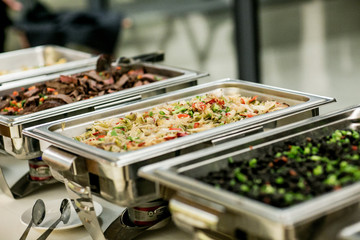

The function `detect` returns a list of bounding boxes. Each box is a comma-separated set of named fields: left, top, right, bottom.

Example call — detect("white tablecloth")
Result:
left=0, top=153, right=192, bottom=240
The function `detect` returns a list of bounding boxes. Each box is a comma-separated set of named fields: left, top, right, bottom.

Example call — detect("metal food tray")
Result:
left=0, top=63, right=206, bottom=159
left=139, top=105, right=360, bottom=240
left=0, top=45, right=97, bottom=85
left=23, top=79, right=334, bottom=207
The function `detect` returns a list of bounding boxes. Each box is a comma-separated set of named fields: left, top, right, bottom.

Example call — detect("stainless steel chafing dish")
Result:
left=0, top=63, right=205, bottom=159
left=23, top=79, right=335, bottom=207
left=139, top=105, right=360, bottom=240
left=0, top=45, right=97, bottom=85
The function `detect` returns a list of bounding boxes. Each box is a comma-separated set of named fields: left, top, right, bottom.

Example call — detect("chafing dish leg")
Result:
left=0, top=158, right=58, bottom=199
left=0, top=167, right=13, bottom=198
left=64, top=178, right=106, bottom=240
left=10, top=171, right=58, bottom=198
left=104, top=205, right=171, bottom=240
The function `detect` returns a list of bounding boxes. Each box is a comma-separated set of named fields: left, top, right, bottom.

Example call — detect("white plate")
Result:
left=21, top=199, right=103, bottom=230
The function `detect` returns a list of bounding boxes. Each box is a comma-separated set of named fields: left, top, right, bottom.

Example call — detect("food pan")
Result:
left=139, top=105, right=360, bottom=240
left=23, top=79, right=334, bottom=207
left=0, top=45, right=97, bottom=84
left=0, top=63, right=206, bottom=159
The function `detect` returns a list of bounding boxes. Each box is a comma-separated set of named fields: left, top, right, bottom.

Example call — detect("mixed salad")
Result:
left=75, top=90, right=289, bottom=152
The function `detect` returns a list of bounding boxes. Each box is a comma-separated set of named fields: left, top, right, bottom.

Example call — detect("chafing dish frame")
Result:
left=139, top=105, right=360, bottom=240
left=22, top=78, right=335, bottom=207
left=0, top=62, right=206, bottom=159
left=0, top=45, right=97, bottom=85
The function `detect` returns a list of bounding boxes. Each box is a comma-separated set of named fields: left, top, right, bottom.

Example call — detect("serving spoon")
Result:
left=19, top=199, right=46, bottom=240
left=36, top=198, right=71, bottom=240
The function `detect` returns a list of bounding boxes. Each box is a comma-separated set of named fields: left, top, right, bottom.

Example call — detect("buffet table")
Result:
left=0, top=153, right=192, bottom=240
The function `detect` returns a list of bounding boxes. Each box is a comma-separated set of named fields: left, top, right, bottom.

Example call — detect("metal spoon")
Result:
left=19, top=199, right=46, bottom=240
left=36, top=199, right=71, bottom=240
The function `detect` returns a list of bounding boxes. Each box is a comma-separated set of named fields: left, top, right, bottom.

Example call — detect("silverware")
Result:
left=36, top=199, right=71, bottom=240
left=19, top=199, right=46, bottom=240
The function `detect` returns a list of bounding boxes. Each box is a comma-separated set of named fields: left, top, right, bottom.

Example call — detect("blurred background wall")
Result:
left=4, top=0, right=360, bottom=113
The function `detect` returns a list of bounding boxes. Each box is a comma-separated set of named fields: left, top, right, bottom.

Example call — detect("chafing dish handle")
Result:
left=211, top=126, right=263, bottom=146
left=338, top=222, right=360, bottom=240
left=42, top=146, right=76, bottom=171
left=93, top=95, right=142, bottom=111
left=169, top=194, right=223, bottom=232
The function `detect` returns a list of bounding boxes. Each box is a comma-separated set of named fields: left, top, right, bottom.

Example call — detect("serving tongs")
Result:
left=117, top=51, right=165, bottom=64
left=96, top=51, right=165, bottom=73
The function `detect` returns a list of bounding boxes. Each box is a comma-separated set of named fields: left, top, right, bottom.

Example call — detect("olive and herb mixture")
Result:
left=198, top=129, right=360, bottom=208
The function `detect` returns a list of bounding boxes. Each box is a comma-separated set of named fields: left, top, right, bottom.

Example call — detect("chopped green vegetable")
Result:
left=240, top=184, right=250, bottom=192
left=275, top=177, right=284, bottom=184
left=235, top=172, right=247, bottom=183
left=249, top=158, right=257, bottom=168
left=313, top=165, right=323, bottom=175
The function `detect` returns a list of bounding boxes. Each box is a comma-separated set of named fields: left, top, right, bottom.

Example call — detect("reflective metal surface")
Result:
left=23, top=79, right=334, bottom=207
left=0, top=63, right=205, bottom=159
left=140, top=105, right=360, bottom=240
left=0, top=45, right=97, bottom=85
left=64, top=179, right=106, bottom=240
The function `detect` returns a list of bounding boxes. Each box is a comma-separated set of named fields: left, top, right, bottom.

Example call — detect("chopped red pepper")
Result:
left=138, top=142, right=145, bottom=147
left=39, top=97, right=44, bottom=102
left=47, top=87, right=56, bottom=92
left=177, top=114, right=190, bottom=118
left=169, top=127, right=182, bottom=131
left=164, top=136, right=176, bottom=141
left=205, top=98, right=225, bottom=105
left=247, top=114, right=254, bottom=118
left=12, top=91, right=19, bottom=96
left=249, top=96, right=258, bottom=103
left=192, top=102, right=206, bottom=111
left=194, top=122, right=200, bottom=128
left=92, top=131, right=100, bottom=135
left=352, top=145, right=358, bottom=151
left=177, top=132, right=188, bottom=137
left=289, top=169, right=297, bottom=176
left=240, top=98, right=245, bottom=104
left=96, top=135, right=106, bottom=139
left=206, top=99, right=216, bottom=104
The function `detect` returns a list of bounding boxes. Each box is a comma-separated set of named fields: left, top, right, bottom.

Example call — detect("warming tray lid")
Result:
left=0, top=62, right=205, bottom=127
left=0, top=45, right=97, bottom=84
left=139, top=105, right=360, bottom=226
left=23, top=79, right=335, bottom=167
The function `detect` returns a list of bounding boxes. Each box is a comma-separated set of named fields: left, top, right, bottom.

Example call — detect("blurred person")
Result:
left=14, top=1, right=124, bottom=54
left=0, top=0, right=22, bottom=52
